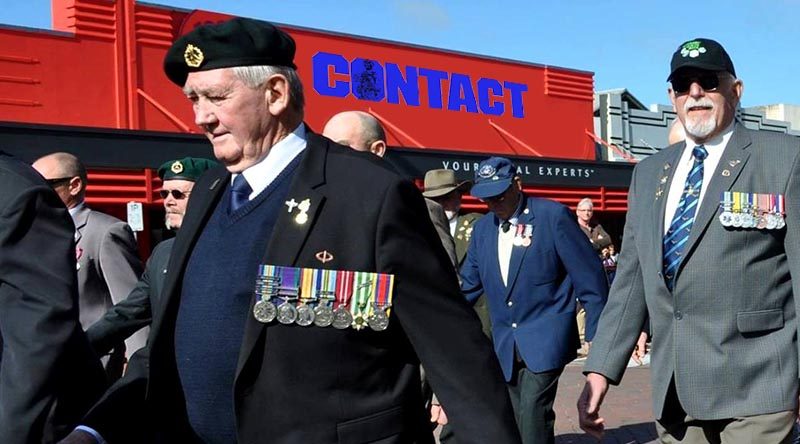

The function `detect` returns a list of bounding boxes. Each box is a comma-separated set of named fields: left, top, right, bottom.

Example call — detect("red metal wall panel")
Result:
left=0, top=1, right=596, bottom=160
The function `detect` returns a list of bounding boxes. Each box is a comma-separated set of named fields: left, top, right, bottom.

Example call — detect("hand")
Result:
left=631, top=331, right=649, bottom=365
left=577, top=373, right=609, bottom=440
left=58, top=430, right=98, bottom=444
left=430, top=403, right=449, bottom=425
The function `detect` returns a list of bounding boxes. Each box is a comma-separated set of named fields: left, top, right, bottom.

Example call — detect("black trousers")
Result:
left=506, top=359, right=562, bottom=444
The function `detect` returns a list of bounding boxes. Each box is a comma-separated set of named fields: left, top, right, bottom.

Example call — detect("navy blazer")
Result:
left=461, top=196, right=608, bottom=380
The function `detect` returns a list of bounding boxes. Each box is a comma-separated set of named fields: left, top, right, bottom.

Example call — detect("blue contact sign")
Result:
left=312, top=52, right=528, bottom=118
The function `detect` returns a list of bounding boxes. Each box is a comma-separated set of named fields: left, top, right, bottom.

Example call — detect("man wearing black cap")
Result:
left=65, top=17, right=519, bottom=444
left=579, top=38, right=800, bottom=443
left=460, top=156, right=608, bottom=444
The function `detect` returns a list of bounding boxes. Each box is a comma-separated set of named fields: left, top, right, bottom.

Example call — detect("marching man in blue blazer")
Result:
left=460, top=156, right=608, bottom=444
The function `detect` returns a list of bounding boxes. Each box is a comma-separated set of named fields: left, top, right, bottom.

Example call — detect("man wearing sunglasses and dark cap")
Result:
left=579, top=38, right=800, bottom=443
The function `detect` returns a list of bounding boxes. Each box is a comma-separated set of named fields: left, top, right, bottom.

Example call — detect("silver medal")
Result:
left=776, top=215, right=786, bottom=229
left=766, top=213, right=778, bottom=230
left=368, top=309, right=390, bottom=331
left=277, top=302, right=298, bottom=325
left=296, top=304, right=315, bottom=326
left=719, top=211, right=733, bottom=227
left=332, top=307, right=353, bottom=329
left=313, top=305, right=334, bottom=327
left=253, top=299, right=277, bottom=323
left=731, top=213, right=742, bottom=228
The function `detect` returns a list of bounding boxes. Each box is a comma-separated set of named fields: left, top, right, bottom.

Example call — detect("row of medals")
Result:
left=512, top=224, right=533, bottom=247
left=252, top=286, right=390, bottom=331
left=719, top=207, right=785, bottom=229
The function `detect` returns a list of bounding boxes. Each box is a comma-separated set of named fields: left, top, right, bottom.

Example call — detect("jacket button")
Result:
left=511, top=323, right=518, bottom=328
left=675, top=310, right=683, bottom=320
left=507, top=301, right=513, bottom=307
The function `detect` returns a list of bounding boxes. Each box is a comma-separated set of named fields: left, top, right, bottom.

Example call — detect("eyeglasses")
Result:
left=45, top=177, right=74, bottom=187
left=159, top=189, right=191, bottom=199
left=671, top=72, right=721, bottom=94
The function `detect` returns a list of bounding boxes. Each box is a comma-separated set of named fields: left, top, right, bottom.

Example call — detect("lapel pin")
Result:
left=722, top=169, right=731, bottom=177
left=285, top=199, right=299, bottom=213
left=728, top=160, right=741, bottom=167
left=295, top=198, right=311, bottom=224
left=660, top=176, right=668, bottom=184
left=663, top=163, right=671, bottom=171
left=209, top=178, right=221, bottom=190
left=315, top=250, right=334, bottom=263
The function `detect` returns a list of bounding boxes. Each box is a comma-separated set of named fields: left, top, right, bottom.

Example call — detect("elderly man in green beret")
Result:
left=63, top=17, right=519, bottom=444
left=85, top=156, right=218, bottom=356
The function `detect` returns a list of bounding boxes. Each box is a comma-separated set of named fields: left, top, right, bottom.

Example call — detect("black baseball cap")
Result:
left=667, top=38, right=736, bottom=81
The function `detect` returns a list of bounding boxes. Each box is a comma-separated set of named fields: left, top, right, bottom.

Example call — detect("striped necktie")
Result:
left=663, top=145, right=708, bottom=291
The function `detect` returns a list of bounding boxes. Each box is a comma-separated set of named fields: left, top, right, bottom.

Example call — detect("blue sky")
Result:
left=4, top=0, right=799, bottom=108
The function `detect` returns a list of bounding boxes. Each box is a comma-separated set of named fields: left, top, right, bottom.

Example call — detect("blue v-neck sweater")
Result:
left=175, top=157, right=300, bottom=443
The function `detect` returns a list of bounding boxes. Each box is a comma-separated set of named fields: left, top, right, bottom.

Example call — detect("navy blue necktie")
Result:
left=663, top=145, right=708, bottom=291
left=230, top=174, right=252, bottom=212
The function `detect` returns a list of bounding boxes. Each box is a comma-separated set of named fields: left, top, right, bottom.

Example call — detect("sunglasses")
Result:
left=45, top=177, right=74, bottom=187
left=670, top=72, right=722, bottom=94
left=159, top=189, right=191, bottom=199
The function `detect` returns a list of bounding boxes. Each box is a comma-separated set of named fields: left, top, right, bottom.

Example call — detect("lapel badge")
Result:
left=285, top=198, right=299, bottom=212
left=722, top=169, right=731, bottom=177
left=663, top=163, right=671, bottom=171
left=210, top=178, right=221, bottom=190
left=295, top=198, right=311, bottom=224
left=660, top=175, right=668, bottom=184
left=315, top=250, right=334, bottom=264
left=728, top=159, right=741, bottom=168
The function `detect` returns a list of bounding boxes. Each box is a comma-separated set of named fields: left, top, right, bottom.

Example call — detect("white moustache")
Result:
left=684, top=98, right=714, bottom=112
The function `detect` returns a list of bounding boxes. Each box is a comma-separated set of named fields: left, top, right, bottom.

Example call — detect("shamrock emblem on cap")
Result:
left=680, top=40, right=706, bottom=58
left=184, top=44, right=204, bottom=67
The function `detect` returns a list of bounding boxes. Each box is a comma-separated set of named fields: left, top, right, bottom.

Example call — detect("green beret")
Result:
left=164, top=17, right=297, bottom=86
left=157, top=157, right=219, bottom=182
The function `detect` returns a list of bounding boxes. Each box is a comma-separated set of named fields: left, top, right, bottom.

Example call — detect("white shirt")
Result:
left=663, top=123, right=734, bottom=234
left=231, top=123, right=307, bottom=199
left=497, top=199, right=524, bottom=286
left=448, top=217, right=458, bottom=237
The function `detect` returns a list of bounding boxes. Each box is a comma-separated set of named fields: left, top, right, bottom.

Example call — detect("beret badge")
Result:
left=184, top=44, right=204, bottom=68
left=170, top=161, right=184, bottom=174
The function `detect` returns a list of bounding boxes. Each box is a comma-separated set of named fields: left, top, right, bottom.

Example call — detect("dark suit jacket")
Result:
left=0, top=152, right=106, bottom=444
left=586, top=124, right=800, bottom=420
left=86, top=238, right=173, bottom=356
left=86, top=133, right=520, bottom=444
left=461, top=196, right=608, bottom=380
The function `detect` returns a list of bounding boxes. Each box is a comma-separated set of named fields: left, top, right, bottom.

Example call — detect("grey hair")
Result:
left=577, top=197, right=593, bottom=209
left=232, top=65, right=305, bottom=113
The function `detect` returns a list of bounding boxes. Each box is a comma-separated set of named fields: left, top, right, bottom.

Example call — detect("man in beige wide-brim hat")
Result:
left=423, top=168, right=491, bottom=444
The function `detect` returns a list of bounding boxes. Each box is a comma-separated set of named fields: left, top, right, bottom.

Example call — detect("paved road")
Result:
left=434, top=359, right=658, bottom=444
left=555, top=360, right=657, bottom=444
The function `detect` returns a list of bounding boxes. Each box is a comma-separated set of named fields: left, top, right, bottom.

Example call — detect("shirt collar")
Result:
left=233, top=123, right=307, bottom=198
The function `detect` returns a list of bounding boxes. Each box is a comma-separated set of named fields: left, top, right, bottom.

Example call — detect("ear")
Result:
left=732, top=79, right=744, bottom=101
left=264, top=73, right=290, bottom=116
left=68, top=177, right=83, bottom=197
left=369, top=140, right=386, bottom=158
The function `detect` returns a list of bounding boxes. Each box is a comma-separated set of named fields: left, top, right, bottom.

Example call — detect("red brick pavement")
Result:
left=555, top=361, right=657, bottom=444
